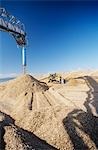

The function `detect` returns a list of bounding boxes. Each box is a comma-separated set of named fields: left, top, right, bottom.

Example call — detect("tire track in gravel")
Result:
left=48, top=88, right=76, bottom=107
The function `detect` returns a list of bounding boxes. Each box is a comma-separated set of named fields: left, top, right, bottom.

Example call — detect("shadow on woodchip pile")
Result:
left=63, top=76, right=98, bottom=150
left=0, top=111, right=58, bottom=150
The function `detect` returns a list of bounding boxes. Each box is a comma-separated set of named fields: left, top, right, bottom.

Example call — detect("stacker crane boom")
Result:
left=0, top=7, right=27, bottom=74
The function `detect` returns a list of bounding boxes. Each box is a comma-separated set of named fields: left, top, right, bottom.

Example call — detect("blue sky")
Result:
left=0, top=1, right=98, bottom=75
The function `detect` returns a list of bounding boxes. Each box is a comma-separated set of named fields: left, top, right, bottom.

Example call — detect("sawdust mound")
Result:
left=0, top=74, right=48, bottom=99
left=66, top=78, right=85, bottom=86
left=0, top=74, right=98, bottom=150
left=66, top=78, right=79, bottom=86
left=0, top=75, right=73, bottom=150
left=90, top=71, right=98, bottom=76
left=0, top=111, right=57, bottom=150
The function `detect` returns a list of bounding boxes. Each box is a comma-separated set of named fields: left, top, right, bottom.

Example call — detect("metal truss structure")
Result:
left=0, top=7, right=26, bottom=46
left=0, top=7, right=27, bottom=73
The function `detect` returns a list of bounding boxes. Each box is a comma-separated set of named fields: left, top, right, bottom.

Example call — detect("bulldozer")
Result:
left=48, top=73, right=60, bottom=83
left=48, top=73, right=66, bottom=84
